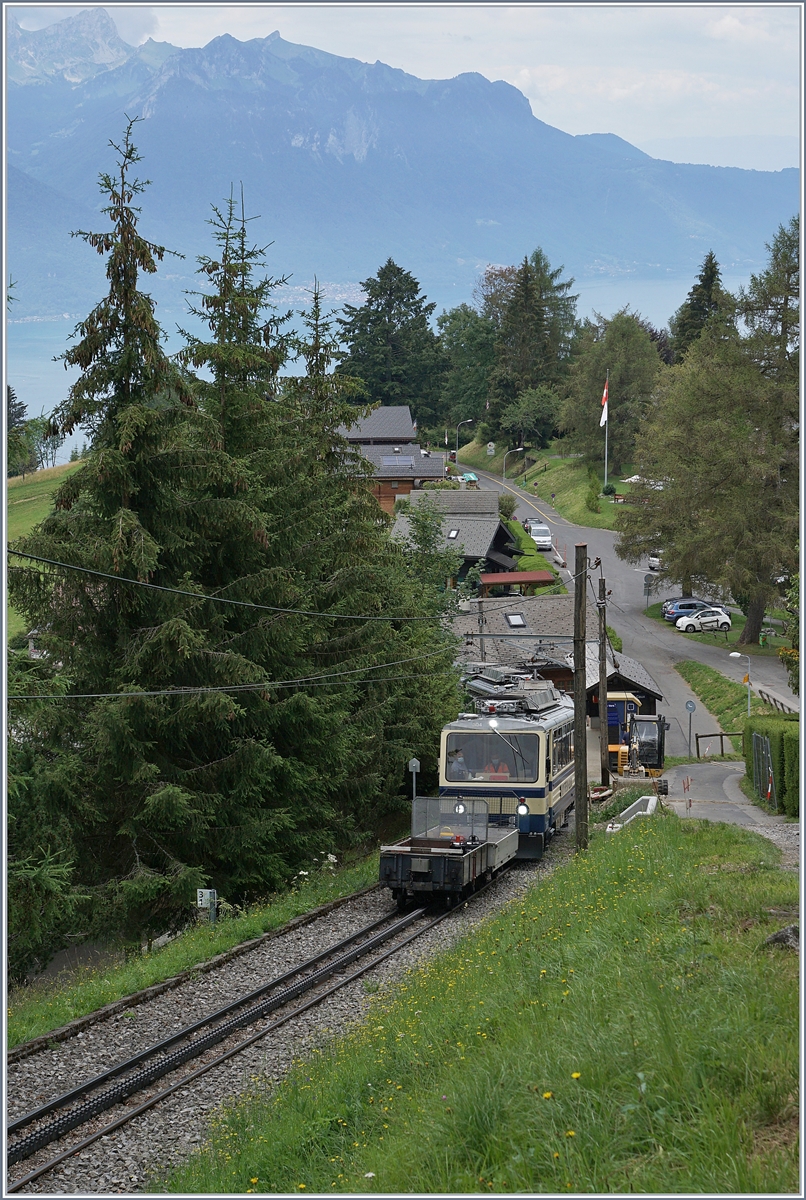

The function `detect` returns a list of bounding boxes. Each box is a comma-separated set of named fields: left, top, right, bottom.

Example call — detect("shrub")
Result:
left=602, top=482, right=616, bottom=496
left=585, top=485, right=601, bottom=513
left=498, top=493, right=518, bottom=520
left=782, top=725, right=799, bottom=816
left=742, top=715, right=799, bottom=812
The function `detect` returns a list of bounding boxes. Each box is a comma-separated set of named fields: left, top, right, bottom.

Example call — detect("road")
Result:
left=471, top=467, right=798, bottom=758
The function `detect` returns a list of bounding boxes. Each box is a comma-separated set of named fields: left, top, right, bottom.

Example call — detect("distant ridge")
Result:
left=6, top=10, right=798, bottom=318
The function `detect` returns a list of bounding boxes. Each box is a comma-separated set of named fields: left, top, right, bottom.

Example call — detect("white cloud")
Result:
left=8, top=3, right=801, bottom=145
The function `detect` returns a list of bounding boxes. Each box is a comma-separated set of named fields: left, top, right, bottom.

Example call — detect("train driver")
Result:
left=482, top=754, right=511, bottom=780
left=446, top=747, right=469, bottom=780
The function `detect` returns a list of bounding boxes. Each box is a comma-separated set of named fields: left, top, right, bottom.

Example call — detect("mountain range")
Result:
left=6, top=8, right=799, bottom=321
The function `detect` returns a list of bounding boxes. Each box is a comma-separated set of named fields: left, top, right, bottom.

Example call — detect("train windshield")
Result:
left=445, top=732, right=539, bottom=783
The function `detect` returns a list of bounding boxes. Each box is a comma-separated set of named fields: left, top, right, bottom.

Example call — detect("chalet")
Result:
left=393, top=488, right=518, bottom=578
left=452, top=593, right=662, bottom=714
left=339, top=405, right=444, bottom=511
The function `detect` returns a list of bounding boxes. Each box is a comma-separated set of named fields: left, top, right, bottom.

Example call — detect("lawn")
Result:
left=7, top=462, right=81, bottom=641
left=645, top=602, right=792, bottom=660
left=163, top=814, right=798, bottom=1195
left=457, top=441, right=632, bottom=532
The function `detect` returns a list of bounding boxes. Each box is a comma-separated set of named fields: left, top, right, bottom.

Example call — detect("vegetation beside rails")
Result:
left=7, top=856, right=380, bottom=1050
left=162, top=816, right=798, bottom=1195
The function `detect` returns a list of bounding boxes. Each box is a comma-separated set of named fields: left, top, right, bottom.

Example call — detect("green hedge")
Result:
left=743, top=715, right=799, bottom=815
left=782, top=725, right=800, bottom=817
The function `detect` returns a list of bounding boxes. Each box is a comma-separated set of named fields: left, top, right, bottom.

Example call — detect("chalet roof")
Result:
left=407, top=488, right=498, bottom=515
left=394, top=513, right=505, bottom=560
left=358, top=444, right=444, bottom=478
left=338, top=405, right=416, bottom=443
left=452, top=593, right=598, bottom=666
left=569, top=645, right=663, bottom=700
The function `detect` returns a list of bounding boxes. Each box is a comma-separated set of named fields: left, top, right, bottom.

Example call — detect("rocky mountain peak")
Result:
left=7, top=7, right=134, bottom=85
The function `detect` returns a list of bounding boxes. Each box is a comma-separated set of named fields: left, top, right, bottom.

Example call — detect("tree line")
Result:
left=7, top=125, right=461, bottom=980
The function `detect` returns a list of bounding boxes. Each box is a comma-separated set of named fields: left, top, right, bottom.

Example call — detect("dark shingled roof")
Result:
left=394, top=513, right=504, bottom=559
left=358, top=444, right=444, bottom=478
left=338, top=405, right=416, bottom=443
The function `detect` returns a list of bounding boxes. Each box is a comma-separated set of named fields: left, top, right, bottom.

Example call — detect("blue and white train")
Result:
left=439, top=673, right=576, bottom=860
left=379, top=671, right=576, bottom=907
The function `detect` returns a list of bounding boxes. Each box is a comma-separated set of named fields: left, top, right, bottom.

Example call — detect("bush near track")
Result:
left=7, top=857, right=380, bottom=1050
left=163, top=814, right=798, bottom=1195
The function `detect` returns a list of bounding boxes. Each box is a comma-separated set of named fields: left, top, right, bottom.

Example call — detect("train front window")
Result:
left=445, top=732, right=539, bottom=783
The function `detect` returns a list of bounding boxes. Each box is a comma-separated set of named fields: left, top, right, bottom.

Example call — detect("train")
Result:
left=379, top=668, right=577, bottom=908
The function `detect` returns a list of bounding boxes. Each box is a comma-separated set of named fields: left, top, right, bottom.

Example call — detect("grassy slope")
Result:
left=163, top=815, right=798, bottom=1195
left=7, top=857, right=380, bottom=1049
left=7, top=463, right=81, bottom=640
left=458, top=441, right=629, bottom=532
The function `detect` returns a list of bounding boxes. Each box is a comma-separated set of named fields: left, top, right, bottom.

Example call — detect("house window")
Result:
left=390, top=480, right=398, bottom=488
left=505, top=613, right=526, bottom=627
left=448, top=529, right=459, bottom=539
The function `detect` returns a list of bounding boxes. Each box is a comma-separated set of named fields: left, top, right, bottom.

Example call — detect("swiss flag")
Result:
left=599, top=378, right=609, bottom=427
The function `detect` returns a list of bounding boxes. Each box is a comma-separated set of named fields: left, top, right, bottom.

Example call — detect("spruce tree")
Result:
left=669, top=250, right=729, bottom=361
left=335, top=258, right=445, bottom=425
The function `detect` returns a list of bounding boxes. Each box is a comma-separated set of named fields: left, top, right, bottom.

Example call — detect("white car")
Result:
left=526, top=522, right=553, bottom=552
left=648, top=550, right=664, bottom=570
left=676, top=607, right=732, bottom=633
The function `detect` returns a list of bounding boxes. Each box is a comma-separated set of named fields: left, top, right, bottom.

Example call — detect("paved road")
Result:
left=472, top=467, right=798, bottom=758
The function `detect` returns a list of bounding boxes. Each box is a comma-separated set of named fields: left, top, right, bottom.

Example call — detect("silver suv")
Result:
left=526, top=522, right=553, bottom=552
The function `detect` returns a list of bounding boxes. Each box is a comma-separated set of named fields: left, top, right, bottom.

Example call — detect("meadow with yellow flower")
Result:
left=162, top=813, right=798, bottom=1194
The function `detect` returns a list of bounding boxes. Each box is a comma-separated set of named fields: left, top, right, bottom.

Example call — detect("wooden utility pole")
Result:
left=574, top=543, right=588, bottom=852
left=478, top=597, right=486, bottom=662
left=598, top=576, right=610, bottom=786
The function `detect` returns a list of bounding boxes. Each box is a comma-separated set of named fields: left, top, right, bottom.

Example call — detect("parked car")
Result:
left=661, top=595, right=708, bottom=617
left=525, top=522, right=553, bottom=552
left=676, top=607, right=732, bottom=633
left=648, top=550, right=664, bottom=570
left=663, top=598, right=714, bottom=623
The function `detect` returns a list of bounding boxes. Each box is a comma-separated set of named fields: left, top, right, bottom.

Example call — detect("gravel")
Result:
left=7, top=836, right=574, bottom=1195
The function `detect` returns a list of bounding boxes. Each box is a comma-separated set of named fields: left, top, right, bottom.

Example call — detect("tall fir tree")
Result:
left=669, top=250, right=730, bottom=361
left=335, top=258, right=445, bottom=426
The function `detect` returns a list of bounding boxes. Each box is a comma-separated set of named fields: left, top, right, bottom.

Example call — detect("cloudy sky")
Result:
left=11, top=3, right=802, bottom=169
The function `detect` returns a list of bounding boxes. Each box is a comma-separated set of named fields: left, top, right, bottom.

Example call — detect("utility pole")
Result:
left=478, top=596, right=486, bottom=663
left=598, top=576, right=610, bottom=786
left=574, top=543, right=588, bottom=852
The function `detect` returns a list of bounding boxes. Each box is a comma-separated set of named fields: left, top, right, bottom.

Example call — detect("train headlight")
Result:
left=454, top=802, right=466, bottom=815
left=488, top=718, right=499, bottom=729
left=517, top=801, right=530, bottom=816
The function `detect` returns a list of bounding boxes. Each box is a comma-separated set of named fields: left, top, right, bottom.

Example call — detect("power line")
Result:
left=7, top=550, right=449, bottom=623
left=7, top=646, right=457, bottom=701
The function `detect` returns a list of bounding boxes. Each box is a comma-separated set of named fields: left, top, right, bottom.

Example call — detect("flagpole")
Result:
left=603, top=369, right=609, bottom=489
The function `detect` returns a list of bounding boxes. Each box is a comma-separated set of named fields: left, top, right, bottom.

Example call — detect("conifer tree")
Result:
left=669, top=250, right=730, bottom=361
left=335, top=258, right=445, bottom=426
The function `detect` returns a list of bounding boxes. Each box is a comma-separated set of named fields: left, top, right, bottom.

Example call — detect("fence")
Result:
left=695, top=731, right=744, bottom=758
left=752, top=732, right=778, bottom=810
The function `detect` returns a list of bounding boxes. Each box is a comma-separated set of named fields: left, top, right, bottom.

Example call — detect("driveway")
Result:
left=473, top=467, right=798, bottom=758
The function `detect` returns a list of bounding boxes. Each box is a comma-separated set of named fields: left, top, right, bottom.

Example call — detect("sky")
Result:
left=10, top=3, right=802, bottom=170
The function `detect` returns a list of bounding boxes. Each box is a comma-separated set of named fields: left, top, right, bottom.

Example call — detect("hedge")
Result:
left=743, top=714, right=799, bottom=815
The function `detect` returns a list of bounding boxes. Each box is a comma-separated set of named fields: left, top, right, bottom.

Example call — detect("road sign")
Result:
left=487, top=442, right=495, bottom=456
left=644, top=574, right=655, bottom=585
left=197, top=889, right=216, bottom=909
left=685, top=700, right=696, bottom=713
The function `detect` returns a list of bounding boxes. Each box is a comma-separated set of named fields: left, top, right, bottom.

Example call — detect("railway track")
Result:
left=6, top=890, right=484, bottom=1193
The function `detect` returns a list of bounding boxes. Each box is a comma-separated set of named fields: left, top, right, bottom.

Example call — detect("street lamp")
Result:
left=503, top=446, right=524, bottom=480
left=729, top=651, right=752, bottom=716
left=455, top=418, right=473, bottom=460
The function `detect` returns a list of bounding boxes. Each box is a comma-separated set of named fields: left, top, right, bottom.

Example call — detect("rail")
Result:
left=695, top=731, right=744, bottom=757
